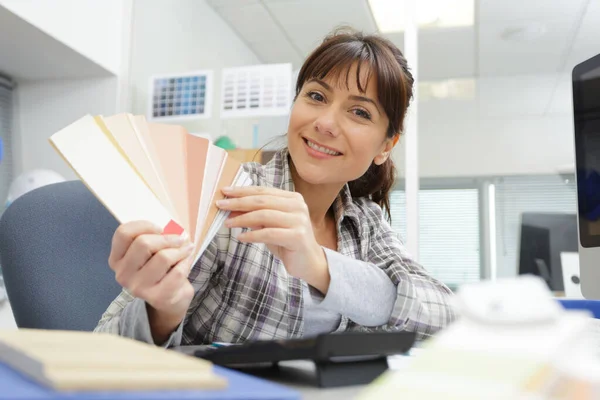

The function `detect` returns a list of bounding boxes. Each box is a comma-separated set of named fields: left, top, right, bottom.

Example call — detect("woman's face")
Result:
left=287, top=63, right=395, bottom=187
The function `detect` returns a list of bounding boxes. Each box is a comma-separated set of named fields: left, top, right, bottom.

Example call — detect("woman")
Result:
left=95, top=28, right=456, bottom=346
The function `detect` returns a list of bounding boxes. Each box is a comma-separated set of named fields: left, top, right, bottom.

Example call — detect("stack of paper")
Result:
left=0, top=328, right=227, bottom=391
left=357, top=276, right=600, bottom=399
left=49, top=114, right=252, bottom=264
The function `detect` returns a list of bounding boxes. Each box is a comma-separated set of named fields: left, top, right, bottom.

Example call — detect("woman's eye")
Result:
left=353, top=108, right=372, bottom=120
left=308, top=91, right=325, bottom=102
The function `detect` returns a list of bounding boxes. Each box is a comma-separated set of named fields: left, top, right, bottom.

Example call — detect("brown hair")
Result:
left=294, top=27, right=414, bottom=222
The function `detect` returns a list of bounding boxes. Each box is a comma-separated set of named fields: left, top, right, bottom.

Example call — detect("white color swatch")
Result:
left=48, top=115, right=180, bottom=234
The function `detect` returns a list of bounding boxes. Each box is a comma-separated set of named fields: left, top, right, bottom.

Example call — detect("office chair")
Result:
left=0, top=180, right=122, bottom=331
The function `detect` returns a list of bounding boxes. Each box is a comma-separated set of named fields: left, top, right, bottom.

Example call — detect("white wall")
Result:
left=417, top=105, right=574, bottom=179
left=128, top=0, right=262, bottom=148
left=1, top=0, right=128, bottom=181
left=0, top=301, right=16, bottom=329
left=0, top=0, right=126, bottom=75
left=13, top=78, right=119, bottom=179
left=394, top=73, right=575, bottom=178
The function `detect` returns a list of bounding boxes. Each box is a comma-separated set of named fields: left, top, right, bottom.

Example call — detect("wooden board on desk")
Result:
left=0, top=328, right=226, bottom=391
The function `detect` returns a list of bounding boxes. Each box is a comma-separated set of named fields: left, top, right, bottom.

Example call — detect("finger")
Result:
left=227, top=211, right=245, bottom=219
left=226, top=210, right=297, bottom=229
left=237, top=228, right=297, bottom=248
left=221, top=185, right=299, bottom=199
left=110, top=221, right=163, bottom=265
left=131, top=243, right=194, bottom=291
left=120, top=233, right=187, bottom=273
left=217, top=195, right=299, bottom=213
left=147, top=257, right=193, bottom=307
left=114, top=237, right=188, bottom=289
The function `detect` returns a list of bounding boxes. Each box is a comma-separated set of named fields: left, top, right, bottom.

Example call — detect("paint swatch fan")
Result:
left=48, top=114, right=252, bottom=263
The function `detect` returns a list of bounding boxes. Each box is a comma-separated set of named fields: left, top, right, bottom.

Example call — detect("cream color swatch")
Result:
left=48, top=113, right=253, bottom=260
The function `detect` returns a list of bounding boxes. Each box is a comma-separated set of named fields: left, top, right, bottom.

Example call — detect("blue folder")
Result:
left=0, top=362, right=300, bottom=400
left=557, top=299, right=600, bottom=319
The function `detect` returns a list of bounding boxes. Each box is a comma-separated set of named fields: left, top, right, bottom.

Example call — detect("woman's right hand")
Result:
left=108, top=221, right=195, bottom=338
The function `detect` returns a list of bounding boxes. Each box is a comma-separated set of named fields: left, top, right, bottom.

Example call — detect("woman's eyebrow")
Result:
left=349, top=95, right=381, bottom=116
left=308, top=78, right=382, bottom=116
left=308, top=78, right=333, bottom=91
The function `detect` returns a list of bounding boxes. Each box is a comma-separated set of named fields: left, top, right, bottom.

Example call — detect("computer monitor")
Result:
left=518, top=212, right=578, bottom=291
left=572, top=51, right=600, bottom=298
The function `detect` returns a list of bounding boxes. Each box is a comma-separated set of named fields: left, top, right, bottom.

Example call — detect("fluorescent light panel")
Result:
left=368, top=0, right=475, bottom=33
left=419, top=78, right=476, bottom=100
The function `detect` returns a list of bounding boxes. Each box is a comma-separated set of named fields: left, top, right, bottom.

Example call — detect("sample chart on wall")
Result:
left=149, top=70, right=213, bottom=121
left=220, top=63, right=292, bottom=118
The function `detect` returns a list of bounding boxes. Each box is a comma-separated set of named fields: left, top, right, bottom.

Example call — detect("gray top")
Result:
left=301, top=250, right=397, bottom=337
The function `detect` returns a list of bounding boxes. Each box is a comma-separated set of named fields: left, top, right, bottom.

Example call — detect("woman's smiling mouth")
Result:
left=302, top=138, right=342, bottom=157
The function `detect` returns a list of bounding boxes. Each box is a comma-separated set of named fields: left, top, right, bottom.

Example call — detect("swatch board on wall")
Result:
left=148, top=70, right=213, bottom=121
left=220, top=63, right=293, bottom=118
left=146, top=63, right=293, bottom=122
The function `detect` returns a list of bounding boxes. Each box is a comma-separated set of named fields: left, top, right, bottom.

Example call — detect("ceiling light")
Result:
left=419, top=78, right=476, bottom=101
left=368, top=0, right=475, bottom=33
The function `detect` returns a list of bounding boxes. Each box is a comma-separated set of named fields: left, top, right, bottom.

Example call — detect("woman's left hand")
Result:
left=216, top=186, right=330, bottom=293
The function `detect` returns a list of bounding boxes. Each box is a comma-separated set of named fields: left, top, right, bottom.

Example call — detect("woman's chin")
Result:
left=293, top=165, right=340, bottom=187
left=290, top=148, right=348, bottom=186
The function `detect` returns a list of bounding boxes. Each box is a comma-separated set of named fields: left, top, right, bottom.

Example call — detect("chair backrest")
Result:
left=0, top=180, right=122, bottom=331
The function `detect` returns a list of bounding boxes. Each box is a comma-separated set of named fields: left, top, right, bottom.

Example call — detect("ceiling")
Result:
left=206, top=0, right=600, bottom=117
left=207, top=0, right=599, bottom=78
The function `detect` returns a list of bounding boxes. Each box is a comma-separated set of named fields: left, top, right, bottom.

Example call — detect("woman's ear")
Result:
left=374, top=134, right=399, bottom=165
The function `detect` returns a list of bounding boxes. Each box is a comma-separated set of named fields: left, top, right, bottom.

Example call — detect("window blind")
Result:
left=0, top=74, right=13, bottom=213
left=494, top=175, right=577, bottom=278
left=390, top=188, right=481, bottom=289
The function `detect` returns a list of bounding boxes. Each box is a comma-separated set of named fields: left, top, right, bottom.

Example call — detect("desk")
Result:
left=174, top=344, right=415, bottom=400
left=0, top=356, right=411, bottom=400
left=0, top=301, right=410, bottom=399
left=268, top=362, right=362, bottom=400
left=237, top=355, right=413, bottom=399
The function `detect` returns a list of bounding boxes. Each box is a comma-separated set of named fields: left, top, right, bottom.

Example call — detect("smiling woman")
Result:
left=94, top=27, right=457, bottom=346
left=289, top=29, right=412, bottom=221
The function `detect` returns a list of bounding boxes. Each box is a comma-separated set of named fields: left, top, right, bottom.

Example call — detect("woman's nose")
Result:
left=313, top=109, right=340, bottom=137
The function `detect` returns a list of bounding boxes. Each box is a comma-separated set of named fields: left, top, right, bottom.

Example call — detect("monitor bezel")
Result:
left=572, top=52, right=600, bottom=248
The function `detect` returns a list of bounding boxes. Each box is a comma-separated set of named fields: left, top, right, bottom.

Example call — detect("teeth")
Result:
left=306, top=140, right=340, bottom=156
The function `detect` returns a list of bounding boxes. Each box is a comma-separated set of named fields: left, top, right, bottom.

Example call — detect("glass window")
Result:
left=390, top=188, right=481, bottom=290
left=493, top=175, right=577, bottom=278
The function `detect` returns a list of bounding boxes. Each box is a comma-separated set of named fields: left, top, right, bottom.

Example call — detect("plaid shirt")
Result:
left=95, top=148, right=456, bottom=344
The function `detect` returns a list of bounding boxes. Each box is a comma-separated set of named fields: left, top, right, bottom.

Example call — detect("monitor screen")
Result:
left=518, top=212, right=578, bottom=291
left=573, top=53, right=600, bottom=247
left=518, top=224, right=551, bottom=286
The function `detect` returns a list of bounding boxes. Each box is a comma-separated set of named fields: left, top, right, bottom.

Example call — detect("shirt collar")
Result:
left=263, top=147, right=361, bottom=229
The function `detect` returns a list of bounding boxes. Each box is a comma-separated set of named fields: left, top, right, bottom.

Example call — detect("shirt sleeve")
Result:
left=93, top=233, right=224, bottom=347
left=94, top=291, right=183, bottom=348
left=343, top=204, right=458, bottom=340
left=306, top=247, right=397, bottom=326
